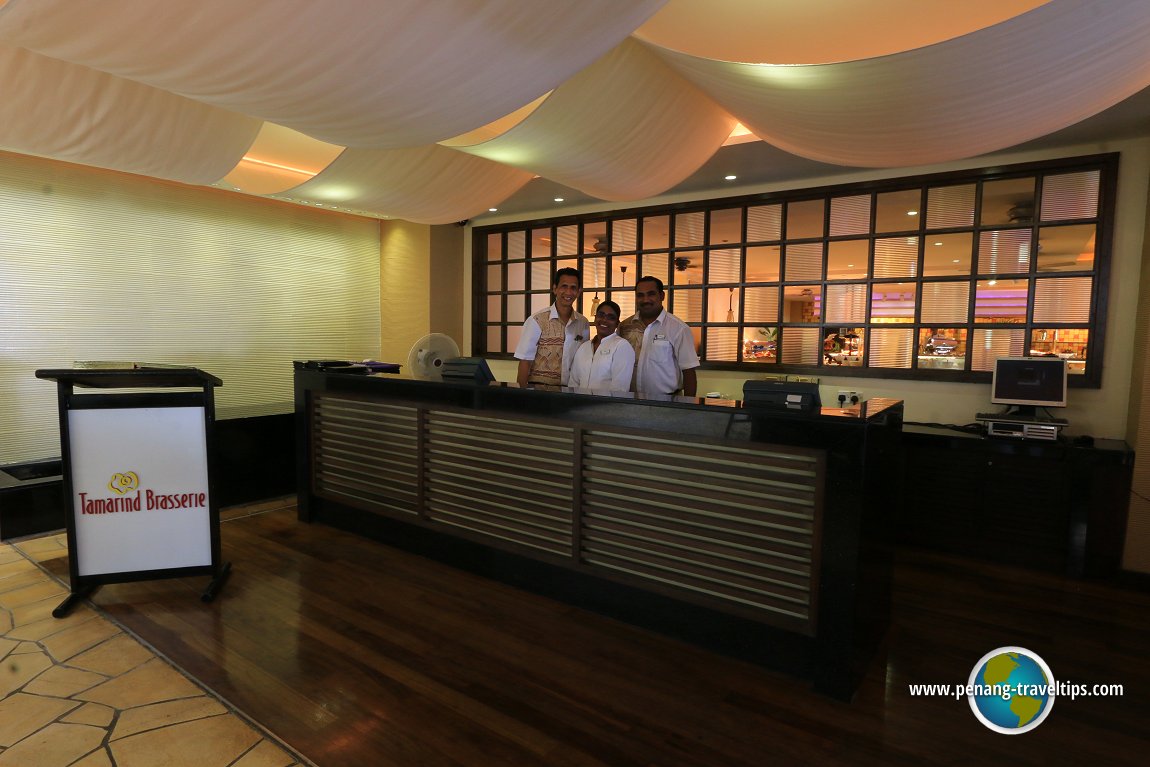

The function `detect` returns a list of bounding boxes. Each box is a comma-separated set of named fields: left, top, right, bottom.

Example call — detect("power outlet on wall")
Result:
left=836, top=390, right=862, bottom=406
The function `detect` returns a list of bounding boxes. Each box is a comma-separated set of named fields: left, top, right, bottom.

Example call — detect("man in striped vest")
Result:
left=514, top=267, right=590, bottom=388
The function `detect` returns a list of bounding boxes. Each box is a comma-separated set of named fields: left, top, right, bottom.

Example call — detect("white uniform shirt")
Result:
left=568, top=333, right=635, bottom=392
left=628, top=309, right=700, bottom=395
left=512, top=304, right=589, bottom=386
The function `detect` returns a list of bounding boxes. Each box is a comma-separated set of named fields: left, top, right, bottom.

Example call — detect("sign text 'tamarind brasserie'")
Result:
left=79, top=490, right=207, bottom=514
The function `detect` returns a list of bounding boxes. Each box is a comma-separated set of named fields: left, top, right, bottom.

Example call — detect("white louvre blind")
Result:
left=612, top=219, right=637, bottom=251
left=971, top=329, right=1026, bottom=371
left=1041, top=170, right=1100, bottom=221
left=781, top=328, right=820, bottom=365
left=921, top=282, right=971, bottom=323
left=978, top=229, right=1032, bottom=274
left=744, top=287, right=780, bottom=323
left=708, top=248, right=741, bottom=283
left=556, top=225, right=580, bottom=255
left=869, top=329, right=914, bottom=368
left=675, top=211, right=705, bottom=247
left=746, top=204, right=782, bottom=242
left=825, top=284, right=868, bottom=323
left=784, top=242, right=823, bottom=281
left=926, top=184, right=975, bottom=229
left=706, top=327, right=739, bottom=361
left=507, top=230, right=526, bottom=260
left=1034, top=277, right=1092, bottom=322
left=874, top=237, right=919, bottom=278
left=829, top=195, right=871, bottom=236
left=0, top=152, right=379, bottom=463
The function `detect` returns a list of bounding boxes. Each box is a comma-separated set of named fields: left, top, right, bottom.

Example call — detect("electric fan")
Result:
left=406, top=333, right=461, bottom=380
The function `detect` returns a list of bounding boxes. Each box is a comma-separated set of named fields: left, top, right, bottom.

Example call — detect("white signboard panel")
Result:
left=68, top=406, right=212, bottom=577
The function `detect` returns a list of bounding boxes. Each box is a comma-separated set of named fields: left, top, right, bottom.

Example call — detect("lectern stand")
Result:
left=35, top=367, right=231, bottom=617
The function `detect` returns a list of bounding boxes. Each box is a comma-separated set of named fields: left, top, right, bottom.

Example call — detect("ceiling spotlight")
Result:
left=488, top=207, right=498, bottom=212
left=933, top=241, right=943, bottom=246
left=554, top=197, right=565, bottom=203
left=952, top=259, right=961, bottom=263
left=724, top=174, right=737, bottom=181
left=907, top=210, right=919, bottom=216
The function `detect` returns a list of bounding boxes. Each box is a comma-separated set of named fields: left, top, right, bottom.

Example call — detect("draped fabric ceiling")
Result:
left=0, top=0, right=1148, bottom=224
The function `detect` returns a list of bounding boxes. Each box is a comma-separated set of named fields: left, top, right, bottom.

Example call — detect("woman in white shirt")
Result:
left=568, top=300, right=635, bottom=392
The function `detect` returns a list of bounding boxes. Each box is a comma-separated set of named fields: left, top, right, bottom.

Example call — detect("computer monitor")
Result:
left=990, top=356, right=1067, bottom=416
left=440, top=357, right=496, bottom=384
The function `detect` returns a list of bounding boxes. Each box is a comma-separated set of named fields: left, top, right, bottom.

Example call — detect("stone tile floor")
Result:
left=0, top=506, right=307, bottom=767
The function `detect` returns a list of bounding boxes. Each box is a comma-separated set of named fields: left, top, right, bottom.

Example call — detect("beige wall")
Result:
left=380, top=219, right=432, bottom=363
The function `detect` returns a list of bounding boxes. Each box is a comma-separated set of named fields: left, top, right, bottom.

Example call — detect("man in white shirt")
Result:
left=618, top=276, right=700, bottom=396
left=513, top=267, right=589, bottom=387
left=569, top=300, right=635, bottom=392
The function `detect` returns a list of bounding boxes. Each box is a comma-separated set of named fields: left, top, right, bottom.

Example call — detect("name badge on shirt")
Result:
left=598, top=346, right=612, bottom=356
left=653, top=333, right=667, bottom=341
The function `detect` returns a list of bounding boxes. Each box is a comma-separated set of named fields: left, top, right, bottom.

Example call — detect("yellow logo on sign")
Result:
left=108, top=471, right=139, bottom=495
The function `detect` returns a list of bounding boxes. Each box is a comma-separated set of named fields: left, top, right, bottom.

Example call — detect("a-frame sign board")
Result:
left=35, top=367, right=231, bottom=617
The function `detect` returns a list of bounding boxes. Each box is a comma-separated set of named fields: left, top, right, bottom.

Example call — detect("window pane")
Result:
left=670, top=250, right=702, bottom=286
left=507, top=261, right=525, bottom=291
left=784, top=285, right=821, bottom=322
left=743, top=326, right=778, bottom=364
left=827, top=239, right=868, bottom=280
left=556, top=258, right=578, bottom=275
left=870, top=284, right=916, bottom=323
left=978, top=229, right=1032, bottom=274
left=507, top=230, right=526, bottom=259
left=672, top=287, right=702, bottom=323
left=926, top=184, right=975, bottom=229
left=506, top=294, right=526, bottom=324
left=611, top=291, right=635, bottom=319
left=583, top=257, right=606, bottom=291
left=1034, top=277, right=1092, bottom=323
left=708, top=247, right=741, bottom=283
left=486, top=264, right=501, bottom=291
left=924, top=233, right=972, bottom=276
left=787, top=199, right=824, bottom=239
left=784, top=242, right=823, bottom=281
left=642, top=215, right=670, bottom=250
left=642, top=252, right=671, bottom=287
left=1038, top=224, right=1095, bottom=272
left=746, top=245, right=781, bottom=282
left=824, top=327, right=864, bottom=367
left=706, top=327, right=739, bottom=361
left=829, top=194, right=871, bottom=236
left=974, top=279, right=1027, bottom=323
left=981, top=177, right=1036, bottom=226
left=918, top=328, right=967, bottom=371
left=583, top=222, right=608, bottom=254
left=709, top=208, right=742, bottom=245
left=781, top=327, right=821, bottom=365
left=613, top=219, right=638, bottom=251
left=486, top=325, right=502, bottom=354
left=744, top=287, right=780, bottom=323
left=874, top=236, right=918, bottom=278
left=875, top=189, right=922, bottom=233
left=1031, top=328, right=1088, bottom=375
left=612, top=254, right=638, bottom=288
left=921, top=281, right=971, bottom=323
left=531, top=228, right=551, bottom=257
left=556, top=225, right=579, bottom=255
left=869, top=328, right=914, bottom=368
left=530, top=292, right=550, bottom=313
left=486, top=232, right=502, bottom=261
left=708, top=287, right=738, bottom=322
left=486, top=294, right=502, bottom=322
left=675, top=211, right=705, bottom=247
left=747, top=204, right=782, bottom=242
left=970, top=328, right=1025, bottom=371
left=1041, top=170, right=1100, bottom=221
left=824, top=284, right=867, bottom=323
left=506, top=324, right=522, bottom=353
left=531, top=259, right=551, bottom=291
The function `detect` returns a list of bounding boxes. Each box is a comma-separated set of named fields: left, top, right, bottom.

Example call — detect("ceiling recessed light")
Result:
left=933, top=241, right=943, bottom=246
left=554, top=197, right=565, bottom=203
left=907, top=210, right=919, bottom=216
left=952, top=258, right=961, bottom=263
left=488, top=207, right=498, bottom=212
left=724, top=174, right=737, bottom=181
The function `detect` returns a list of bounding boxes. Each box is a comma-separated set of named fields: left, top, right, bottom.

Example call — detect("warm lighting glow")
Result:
left=907, top=210, right=919, bottom=216
left=489, top=207, right=498, bottom=212
left=554, top=197, right=565, bottom=202
left=239, top=155, right=319, bottom=178
left=724, top=174, right=737, bottom=181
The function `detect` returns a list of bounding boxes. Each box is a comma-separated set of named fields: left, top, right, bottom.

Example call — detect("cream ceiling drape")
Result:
left=0, top=0, right=1146, bottom=224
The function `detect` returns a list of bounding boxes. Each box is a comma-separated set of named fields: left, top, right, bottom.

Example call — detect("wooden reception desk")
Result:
left=294, top=369, right=903, bottom=699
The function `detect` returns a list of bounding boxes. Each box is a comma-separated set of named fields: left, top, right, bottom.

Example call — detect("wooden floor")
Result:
left=35, top=500, right=1150, bottom=766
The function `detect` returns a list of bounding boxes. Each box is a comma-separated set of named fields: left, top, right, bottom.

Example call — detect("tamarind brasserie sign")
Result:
left=68, top=406, right=212, bottom=577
